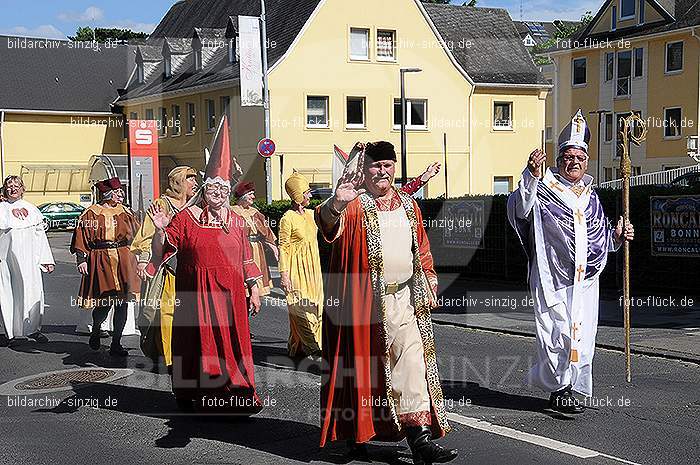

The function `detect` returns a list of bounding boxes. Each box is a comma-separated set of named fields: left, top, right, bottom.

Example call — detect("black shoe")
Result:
left=0, top=334, right=8, bottom=347
left=407, top=426, right=459, bottom=464
left=8, top=337, right=27, bottom=348
left=346, top=440, right=370, bottom=461
left=549, top=387, right=584, bottom=414
left=28, top=332, right=49, bottom=343
left=88, top=333, right=101, bottom=351
left=109, top=344, right=129, bottom=357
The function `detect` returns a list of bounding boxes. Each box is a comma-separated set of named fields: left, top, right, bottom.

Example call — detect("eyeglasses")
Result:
left=204, top=185, right=231, bottom=194
left=560, top=155, right=589, bottom=163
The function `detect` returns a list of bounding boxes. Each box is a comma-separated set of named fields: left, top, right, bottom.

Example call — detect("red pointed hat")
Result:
left=204, top=115, right=233, bottom=186
left=95, top=177, right=123, bottom=193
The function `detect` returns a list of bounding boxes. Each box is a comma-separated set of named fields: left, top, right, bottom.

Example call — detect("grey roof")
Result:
left=547, top=0, right=696, bottom=52
left=120, top=0, right=322, bottom=101
left=424, top=4, right=549, bottom=85
left=0, top=35, right=134, bottom=112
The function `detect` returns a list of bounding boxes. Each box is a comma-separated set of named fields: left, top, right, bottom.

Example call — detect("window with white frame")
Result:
left=620, top=0, right=635, bottom=19
left=307, top=96, right=329, bottom=128
left=393, top=99, right=427, bottom=129
left=639, top=0, right=645, bottom=24
left=524, top=36, right=535, bottom=47
left=377, top=30, right=396, bottom=61
left=172, top=104, right=181, bottom=136
left=346, top=97, right=366, bottom=128
left=612, top=6, right=617, bottom=30
left=206, top=99, right=216, bottom=131
left=616, top=50, right=632, bottom=96
left=664, top=107, right=681, bottom=138
left=137, top=63, right=145, bottom=83
left=145, top=108, right=154, bottom=121
left=572, top=58, right=586, bottom=85
left=666, top=41, right=683, bottom=73
left=605, top=52, right=614, bottom=81
left=187, top=103, right=196, bottom=134
left=493, top=102, right=513, bottom=129
left=349, top=28, right=369, bottom=60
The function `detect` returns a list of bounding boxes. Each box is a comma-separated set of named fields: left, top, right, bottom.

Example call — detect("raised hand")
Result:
left=149, top=202, right=171, bottom=230
left=421, top=162, right=442, bottom=182
left=615, top=216, right=635, bottom=243
left=527, top=149, right=547, bottom=178
left=333, top=182, right=366, bottom=210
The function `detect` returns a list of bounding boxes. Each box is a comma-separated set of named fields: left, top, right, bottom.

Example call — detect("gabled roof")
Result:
left=120, top=0, right=322, bottom=101
left=547, top=0, right=699, bottom=53
left=424, top=4, right=549, bottom=85
left=513, top=20, right=581, bottom=47
left=0, top=35, right=133, bottom=113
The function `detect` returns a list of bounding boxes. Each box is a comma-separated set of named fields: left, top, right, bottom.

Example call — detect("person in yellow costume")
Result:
left=130, top=166, right=198, bottom=369
left=279, top=172, right=324, bottom=360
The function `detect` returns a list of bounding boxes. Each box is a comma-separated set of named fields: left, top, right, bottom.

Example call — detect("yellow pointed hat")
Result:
left=285, top=171, right=310, bottom=204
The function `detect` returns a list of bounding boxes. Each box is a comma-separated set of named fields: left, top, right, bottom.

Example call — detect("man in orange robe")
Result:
left=315, top=142, right=457, bottom=464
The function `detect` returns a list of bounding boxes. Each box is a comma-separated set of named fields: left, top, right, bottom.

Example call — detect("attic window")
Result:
left=195, top=49, right=202, bottom=71
left=620, top=0, right=635, bottom=20
left=524, top=35, right=535, bottom=47
left=164, top=56, right=172, bottom=78
left=137, top=63, right=145, bottom=83
left=228, top=37, right=237, bottom=64
left=639, top=0, right=645, bottom=24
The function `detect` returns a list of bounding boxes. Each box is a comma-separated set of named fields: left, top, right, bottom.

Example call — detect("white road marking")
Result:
left=447, top=412, right=643, bottom=465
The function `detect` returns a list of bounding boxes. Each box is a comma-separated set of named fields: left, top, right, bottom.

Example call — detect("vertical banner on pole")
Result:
left=128, top=120, right=160, bottom=221
left=239, top=15, right=264, bottom=107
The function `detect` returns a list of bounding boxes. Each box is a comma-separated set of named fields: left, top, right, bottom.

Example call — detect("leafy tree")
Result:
left=532, top=11, right=593, bottom=65
left=69, top=26, right=148, bottom=43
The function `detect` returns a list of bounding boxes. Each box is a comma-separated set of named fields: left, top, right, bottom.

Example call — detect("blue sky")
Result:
left=0, top=0, right=602, bottom=40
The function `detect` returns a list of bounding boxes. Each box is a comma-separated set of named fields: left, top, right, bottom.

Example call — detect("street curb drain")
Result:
left=0, top=368, right=134, bottom=396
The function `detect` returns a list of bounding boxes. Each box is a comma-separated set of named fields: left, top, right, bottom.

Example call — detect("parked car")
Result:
left=37, top=202, right=85, bottom=230
left=667, top=172, right=700, bottom=188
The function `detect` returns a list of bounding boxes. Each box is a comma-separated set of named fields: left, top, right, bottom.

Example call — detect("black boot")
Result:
left=548, top=386, right=584, bottom=414
left=0, top=334, right=9, bottom=347
left=407, top=426, right=458, bottom=465
left=346, top=439, right=370, bottom=461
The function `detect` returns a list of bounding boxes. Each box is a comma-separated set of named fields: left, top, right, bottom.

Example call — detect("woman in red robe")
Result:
left=149, top=116, right=263, bottom=414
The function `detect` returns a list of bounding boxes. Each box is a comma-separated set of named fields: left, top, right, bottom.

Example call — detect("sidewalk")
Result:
left=432, top=276, right=700, bottom=364
left=269, top=267, right=700, bottom=363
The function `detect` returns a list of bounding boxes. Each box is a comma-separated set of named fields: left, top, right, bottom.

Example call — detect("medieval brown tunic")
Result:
left=231, top=205, right=276, bottom=296
left=70, top=203, right=140, bottom=308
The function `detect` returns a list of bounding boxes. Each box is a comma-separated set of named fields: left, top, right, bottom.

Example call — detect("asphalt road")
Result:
left=0, top=232, right=698, bottom=465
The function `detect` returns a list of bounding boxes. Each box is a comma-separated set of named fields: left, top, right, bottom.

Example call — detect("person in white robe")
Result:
left=0, top=176, right=55, bottom=346
left=507, top=110, right=634, bottom=413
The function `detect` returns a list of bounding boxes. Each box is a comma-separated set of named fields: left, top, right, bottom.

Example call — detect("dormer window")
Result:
left=195, top=49, right=202, bottom=71
left=639, top=0, right=645, bottom=24
left=228, top=38, right=236, bottom=63
left=137, top=62, right=145, bottom=83
left=164, top=55, right=172, bottom=78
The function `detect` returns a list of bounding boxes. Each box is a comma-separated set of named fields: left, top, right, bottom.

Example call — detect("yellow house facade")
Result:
left=119, top=0, right=549, bottom=199
left=0, top=36, right=133, bottom=205
left=545, top=0, right=700, bottom=182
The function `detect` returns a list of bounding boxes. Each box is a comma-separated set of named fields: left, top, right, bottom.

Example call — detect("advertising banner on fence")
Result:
left=650, top=195, right=700, bottom=257
left=239, top=15, right=263, bottom=107
left=442, top=199, right=485, bottom=249
left=128, top=120, right=160, bottom=221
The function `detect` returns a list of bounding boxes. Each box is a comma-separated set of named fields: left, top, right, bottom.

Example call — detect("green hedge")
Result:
left=245, top=186, right=699, bottom=294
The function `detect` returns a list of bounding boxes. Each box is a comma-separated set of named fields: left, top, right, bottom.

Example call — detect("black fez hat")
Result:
left=365, top=141, right=397, bottom=162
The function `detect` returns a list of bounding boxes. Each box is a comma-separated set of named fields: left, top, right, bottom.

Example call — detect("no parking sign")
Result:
left=257, top=138, right=276, bottom=157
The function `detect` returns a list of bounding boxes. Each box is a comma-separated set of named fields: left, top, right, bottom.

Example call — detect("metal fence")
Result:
left=598, top=164, right=700, bottom=190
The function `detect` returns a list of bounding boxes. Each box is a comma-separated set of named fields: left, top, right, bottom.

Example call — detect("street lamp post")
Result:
left=400, top=68, right=421, bottom=186
left=589, top=109, right=610, bottom=182
left=260, top=0, right=272, bottom=203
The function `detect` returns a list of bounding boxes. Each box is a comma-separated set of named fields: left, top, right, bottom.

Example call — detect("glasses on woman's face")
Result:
left=205, top=184, right=230, bottom=195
